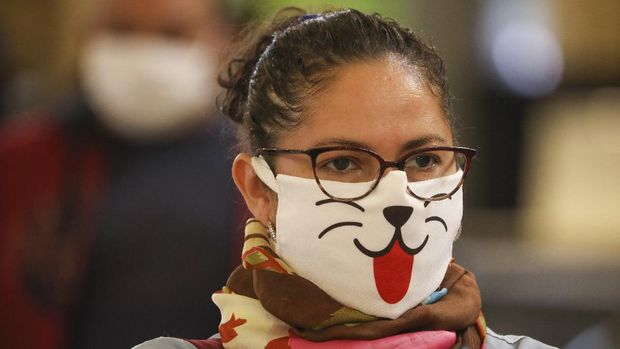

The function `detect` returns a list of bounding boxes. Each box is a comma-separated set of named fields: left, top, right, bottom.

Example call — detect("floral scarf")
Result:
left=212, top=219, right=486, bottom=349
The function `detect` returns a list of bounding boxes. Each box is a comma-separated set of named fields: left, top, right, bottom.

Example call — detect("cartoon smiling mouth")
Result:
left=316, top=200, right=448, bottom=305
left=353, top=206, right=445, bottom=304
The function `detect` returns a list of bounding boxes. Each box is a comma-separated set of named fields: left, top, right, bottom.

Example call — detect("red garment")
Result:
left=0, top=115, right=106, bottom=349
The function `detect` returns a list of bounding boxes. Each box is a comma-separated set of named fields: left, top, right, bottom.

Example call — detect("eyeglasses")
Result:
left=255, top=145, right=477, bottom=201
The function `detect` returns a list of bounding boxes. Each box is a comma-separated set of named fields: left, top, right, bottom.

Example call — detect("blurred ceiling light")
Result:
left=491, top=22, right=564, bottom=98
left=480, top=0, right=565, bottom=98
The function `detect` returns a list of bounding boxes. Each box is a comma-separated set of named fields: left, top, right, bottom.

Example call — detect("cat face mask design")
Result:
left=252, top=156, right=463, bottom=319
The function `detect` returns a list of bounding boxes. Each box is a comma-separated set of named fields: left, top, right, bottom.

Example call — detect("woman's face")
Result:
left=272, top=57, right=454, bottom=178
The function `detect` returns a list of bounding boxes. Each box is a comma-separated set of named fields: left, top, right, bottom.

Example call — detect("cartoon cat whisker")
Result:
left=318, top=221, right=363, bottom=239
left=315, top=199, right=365, bottom=212
left=425, top=216, right=447, bottom=232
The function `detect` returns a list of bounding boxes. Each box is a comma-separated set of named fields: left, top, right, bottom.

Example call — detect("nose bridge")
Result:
left=380, top=159, right=406, bottom=179
left=382, top=159, right=405, bottom=171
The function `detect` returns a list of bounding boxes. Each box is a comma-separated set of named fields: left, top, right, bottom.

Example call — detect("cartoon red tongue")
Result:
left=373, top=241, right=414, bottom=304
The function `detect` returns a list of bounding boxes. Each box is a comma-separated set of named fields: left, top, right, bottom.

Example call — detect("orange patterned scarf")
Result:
left=213, top=219, right=486, bottom=348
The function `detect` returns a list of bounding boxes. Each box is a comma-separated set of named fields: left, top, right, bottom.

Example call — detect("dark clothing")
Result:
left=0, top=98, right=243, bottom=349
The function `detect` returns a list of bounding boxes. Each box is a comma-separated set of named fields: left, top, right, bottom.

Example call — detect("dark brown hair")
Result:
left=218, top=7, right=452, bottom=150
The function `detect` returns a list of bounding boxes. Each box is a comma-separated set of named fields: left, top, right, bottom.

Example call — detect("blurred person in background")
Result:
left=0, top=0, right=244, bottom=348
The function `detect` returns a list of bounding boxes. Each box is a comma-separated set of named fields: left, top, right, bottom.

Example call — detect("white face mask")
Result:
left=252, top=156, right=463, bottom=319
left=80, top=33, right=216, bottom=141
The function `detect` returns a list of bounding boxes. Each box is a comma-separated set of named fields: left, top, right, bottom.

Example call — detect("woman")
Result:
left=135, top=8, right=556, bottom=349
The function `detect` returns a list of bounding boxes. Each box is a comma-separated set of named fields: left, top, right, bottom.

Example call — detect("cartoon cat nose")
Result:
left=383, top=206, right=413, bottom=229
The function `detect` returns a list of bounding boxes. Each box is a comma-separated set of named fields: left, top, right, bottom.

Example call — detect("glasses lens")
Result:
left=405, top=150, right=466, bottom=199
left=314, top=149, right=380, bottom=199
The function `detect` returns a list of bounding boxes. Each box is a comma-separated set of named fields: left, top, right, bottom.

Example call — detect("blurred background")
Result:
left=1, top=0, right=619, bottom=348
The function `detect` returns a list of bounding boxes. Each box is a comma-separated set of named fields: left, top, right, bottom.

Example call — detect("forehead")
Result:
left=278, top=58, right=452, bottom=156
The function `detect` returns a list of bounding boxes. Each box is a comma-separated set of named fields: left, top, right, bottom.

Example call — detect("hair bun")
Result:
left=217, top=7, right=306, bottom=125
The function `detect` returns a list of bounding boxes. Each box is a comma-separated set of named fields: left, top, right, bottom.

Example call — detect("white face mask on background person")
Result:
left=252, top=156, right=464, bottom=319
left=79, top=33, right=217, bottom=141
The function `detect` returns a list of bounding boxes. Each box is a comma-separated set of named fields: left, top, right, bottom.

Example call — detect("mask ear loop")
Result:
left=251, top=156, right=279, bottom=193
left=252, top=157, right=279, bottom=243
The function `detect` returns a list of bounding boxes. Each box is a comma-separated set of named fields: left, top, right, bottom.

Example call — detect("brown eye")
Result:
left=416, top=155, right=432, bottom=168
left=407, top=155, right=437, bottom=169
left=330, top=157, right=353, bottom=171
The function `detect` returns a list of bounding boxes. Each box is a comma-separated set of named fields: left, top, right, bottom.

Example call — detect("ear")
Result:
left=232, top=153, right=275, bottom=225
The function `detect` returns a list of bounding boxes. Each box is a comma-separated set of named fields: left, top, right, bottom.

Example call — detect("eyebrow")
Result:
left=398, top=135, right=449, bottom=153
left=312, top=138, right=370, bottom=149
left=311, top=134, right=449, bottom=153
